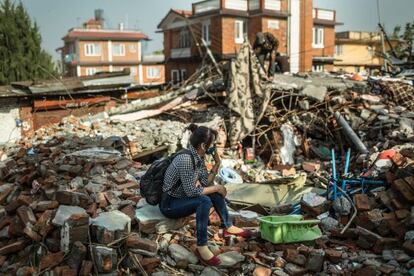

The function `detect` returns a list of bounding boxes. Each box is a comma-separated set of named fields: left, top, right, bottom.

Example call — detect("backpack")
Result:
left=140, top=149, right=195, bottom=205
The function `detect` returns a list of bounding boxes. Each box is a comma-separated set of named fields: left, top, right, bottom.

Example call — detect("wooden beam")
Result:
left=33, top=96, right=111, bottom=111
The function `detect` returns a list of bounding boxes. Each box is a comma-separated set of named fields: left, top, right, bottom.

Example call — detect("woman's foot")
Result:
left=223, top=226, right=253, bottom=239
left=195, top=246, right=221, bottom=266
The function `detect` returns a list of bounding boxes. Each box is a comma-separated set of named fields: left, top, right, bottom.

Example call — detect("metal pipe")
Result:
left=334, top=111, right=369, bottom=154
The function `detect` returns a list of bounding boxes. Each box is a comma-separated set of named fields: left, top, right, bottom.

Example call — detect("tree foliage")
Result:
left=0, top=0, right=57, bottom=85
left=391, top=20, right=414, bottom=60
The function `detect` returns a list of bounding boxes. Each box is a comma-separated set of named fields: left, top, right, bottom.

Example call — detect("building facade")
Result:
left=334, top=31, right=397, bottom=74
left=59, top=12, right=165, bottom=86
left=158, top=0, right=338, bottom=83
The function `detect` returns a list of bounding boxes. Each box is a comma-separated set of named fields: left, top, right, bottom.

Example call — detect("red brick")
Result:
left=0, top=240, right=27, bottom=254
left=33, top=210, right=54, bottom=237
left=117, top=182, right=139, bottom=190
left=17, top=205, right=37, bottom=225
left=120, top=204, right=135, bottom=221
left=97, top=192, right=108, bottom=208
left=392, top=179, right=414, bottom=202
left=40, top=251, right=65, bottom=270
left=126, top=233, right=158, bottom=253
left=391, top=152, right=405, bottom=166
left=8, top=216, right=25, bottom=237
left=5, top=195, right=33, bottom=214
left=395, top=209, right=410, bottom=220
left=354, top=194, right=371, bottom=211
left=302, top=161, right=321, bottom=172
left=33, top=201, right=59, bottom=212
left=284, top=248, right=299, bottom=263
left=23, top=224, right=42, bottom=242
left=325, top=249, right=342, bottom=263
left=403, top=240, right=414, bottom=255
left=86, top=202, right=97, bottom=218
left=0, top=186, right=14, bottom=205
left=141, top=257, right=161, bottom=273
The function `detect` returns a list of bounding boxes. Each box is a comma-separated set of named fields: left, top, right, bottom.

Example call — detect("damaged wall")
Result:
left=0, top=99, right=22, bottom=144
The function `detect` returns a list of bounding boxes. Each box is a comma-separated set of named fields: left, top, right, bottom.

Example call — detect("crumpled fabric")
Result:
left=227, top=42, right=271, bottom=146
left=378, top=81, right=414, bottom=110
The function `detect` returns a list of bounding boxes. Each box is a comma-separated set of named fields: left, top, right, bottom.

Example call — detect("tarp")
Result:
left=227, top=42, right=271, bottom=145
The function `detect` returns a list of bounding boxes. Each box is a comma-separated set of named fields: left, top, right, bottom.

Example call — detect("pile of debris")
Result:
left=0, top=42, right=414, bottom=275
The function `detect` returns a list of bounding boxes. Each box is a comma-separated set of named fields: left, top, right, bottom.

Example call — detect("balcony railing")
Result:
left=171, top=48, right=191, bottom=59
left=194, top=0, right=220, bottom=14
left=313, top=8, right=335, bottom=21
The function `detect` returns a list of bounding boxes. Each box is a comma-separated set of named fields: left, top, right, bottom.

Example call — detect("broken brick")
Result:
left=392, top=179, right=414, bottom=203
left=40, top=251, right=65, bottom=270
left=33, top=201, right=59, bottom=212
left=56, top=191, right=92, bottom=208
left=16, top=205, right=37, bottom=225
left=0, top=239, right=27, bottom=254
left=325, top=249, right=342, bottom=263
left=120, top=204, right=136, bottom=221
left=126, top=233, right=158, bottom=253
left=5, top=195, right=33, bottom=214
left=354, top=194, right=371, bottom=211
left=302, top=161, right=320, bottom=172
left=253, top=266, right=272, bottom=276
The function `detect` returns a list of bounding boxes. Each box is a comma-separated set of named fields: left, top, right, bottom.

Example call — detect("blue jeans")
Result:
left=159, top=192, right=232, bottom=246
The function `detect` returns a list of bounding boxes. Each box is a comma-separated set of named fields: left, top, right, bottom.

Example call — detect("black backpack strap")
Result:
left=166, top=149, right=196, bottom=194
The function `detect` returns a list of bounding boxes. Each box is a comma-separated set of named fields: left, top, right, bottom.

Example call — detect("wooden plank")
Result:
left=123, top=90, right=160, bottom=100
left=392, top=179, right=414, bottom=203
left=132, top=145, right=168, bottom=160
left=34, top=96, right=111, bottom=111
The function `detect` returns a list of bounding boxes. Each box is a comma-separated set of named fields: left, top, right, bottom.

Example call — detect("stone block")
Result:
left=91, top=210, right=131, bottom=244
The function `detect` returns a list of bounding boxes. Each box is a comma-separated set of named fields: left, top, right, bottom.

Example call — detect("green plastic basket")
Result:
left=258, top=215, right=322, bottom=244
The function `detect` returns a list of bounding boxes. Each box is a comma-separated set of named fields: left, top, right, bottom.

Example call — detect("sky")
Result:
left=15, top=0, right=414, bottom=61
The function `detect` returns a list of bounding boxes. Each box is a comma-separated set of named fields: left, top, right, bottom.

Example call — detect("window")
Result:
left=202, top=20, right=211, bottom=45
left=84, top=43, right=101, bottom=56
left=312, top=65, right=324, bottom=72
left=147, top=67, right=161, bottom=79
left=113, top=43, right=125, bottom=56
left=367, top=46, right=374, bottom=57
left=179, top=29, right=191, bottom=48
left=355, top=66, right=360, bottom=73
left=171, top=70, right=180, bottom=84
left=235, top=19, right=247, bottom=44
left=268, top=20, right=280, bottom=30
left=181, top=69, right=187, bottom=81
left=86, top=67, right=97, bottom=76
left=131, top=67, right=137, bottom=76
left=335, top=45, right=343, bottom=56
left=312, top=27, right=324, bottom=48
left=130, top=44, right=137, bottom=53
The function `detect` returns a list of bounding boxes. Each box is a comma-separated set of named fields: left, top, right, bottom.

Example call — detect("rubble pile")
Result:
left=0, top=45, right=413, bottom=274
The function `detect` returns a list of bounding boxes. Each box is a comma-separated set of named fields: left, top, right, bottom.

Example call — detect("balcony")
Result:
left=193, top=0, right=283, bottom=15
left=171, top=48, right=191, bottom=59
left=313, top=8, right=335, bottom=22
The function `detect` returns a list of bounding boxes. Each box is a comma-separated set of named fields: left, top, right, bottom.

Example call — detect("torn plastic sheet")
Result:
left=280, top=123, right=301, bottom=165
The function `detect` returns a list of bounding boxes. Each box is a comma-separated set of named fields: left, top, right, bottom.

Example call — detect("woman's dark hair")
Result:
left=187, top=124, right=218, bottom=149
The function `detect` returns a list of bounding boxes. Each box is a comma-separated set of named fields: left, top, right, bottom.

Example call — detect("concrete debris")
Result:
left=0, top=60, right=414, bottom=275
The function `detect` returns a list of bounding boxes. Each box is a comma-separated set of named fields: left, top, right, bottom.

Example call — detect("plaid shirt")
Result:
left=163, top=145, right=209, bottom=198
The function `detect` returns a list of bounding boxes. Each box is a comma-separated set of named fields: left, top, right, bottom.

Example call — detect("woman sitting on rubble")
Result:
left=160, top=124, right=251, bottom=266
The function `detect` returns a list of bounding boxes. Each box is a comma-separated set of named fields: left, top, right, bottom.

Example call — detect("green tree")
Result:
left=0, top=0, right=57, bottom=85
left=391, top=21, right=414, bottom=60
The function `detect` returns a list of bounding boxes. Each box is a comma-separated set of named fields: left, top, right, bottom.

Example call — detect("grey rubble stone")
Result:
left=382, top=250, right=394, bottom=261
left=284, top=263, right=307, bottom=275
left=218, top=251, right=245, bottom=268
left=307, top=250, right=325, bottom=272
left=392, top=250, right=410, bottom=263
left=151, top=272, right=169, bottom=276
left=91, top=210, right=131, bottom=231
left=52, top=205, right=86, bottom=226
left=200, top=266, right=222, bottom=276
left=69, top=176, right=84, bottom=189
left=168, top=244, right=198, bottom=265
left=274, top=268, right=290, bottom=276
left=300, top=85, right=327, bottom=102
left=85, top=182, right=106, bottom=193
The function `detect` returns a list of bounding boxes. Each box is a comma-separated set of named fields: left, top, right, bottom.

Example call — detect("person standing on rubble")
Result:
left=253, top=32, right=279, bottom=78
left=160, top=124, right=251, bottom=266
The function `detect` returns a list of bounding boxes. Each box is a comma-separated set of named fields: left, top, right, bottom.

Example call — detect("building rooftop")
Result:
left=63, top=29, right=149, bottom=41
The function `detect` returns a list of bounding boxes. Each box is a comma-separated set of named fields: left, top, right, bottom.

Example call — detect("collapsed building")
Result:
left=0, top=42, right=413, bottom=275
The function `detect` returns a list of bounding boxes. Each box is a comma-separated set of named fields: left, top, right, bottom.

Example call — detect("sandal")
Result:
left=195, top=248, right=221, bottom=266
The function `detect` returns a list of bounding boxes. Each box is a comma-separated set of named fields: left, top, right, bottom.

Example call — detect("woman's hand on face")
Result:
left=215, top=185, right=227, bottom=197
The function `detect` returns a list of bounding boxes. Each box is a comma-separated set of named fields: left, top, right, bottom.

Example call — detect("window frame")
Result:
left=335, top=45, right=343, bottom=56
left=84, top=43, right=101, bottom=56
left=147, top=67, right=161, bottom=79
left=202, top=20, right=211, bottom=45
left=312, top=27, right=324, bottom=48
left=112, top=43, right=126, bottom=56
left=179, top=29, right=191, bottom=48
left=86, top=67, right=97, bottom=76
left=171, top=69, right=180, bottom=84
left=312, top=64, right=324, bottom=72
left=235, top=19, right=247, bottom=44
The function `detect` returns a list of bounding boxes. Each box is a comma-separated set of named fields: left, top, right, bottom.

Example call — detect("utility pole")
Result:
left=377, top=0, right=388, bottom=72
